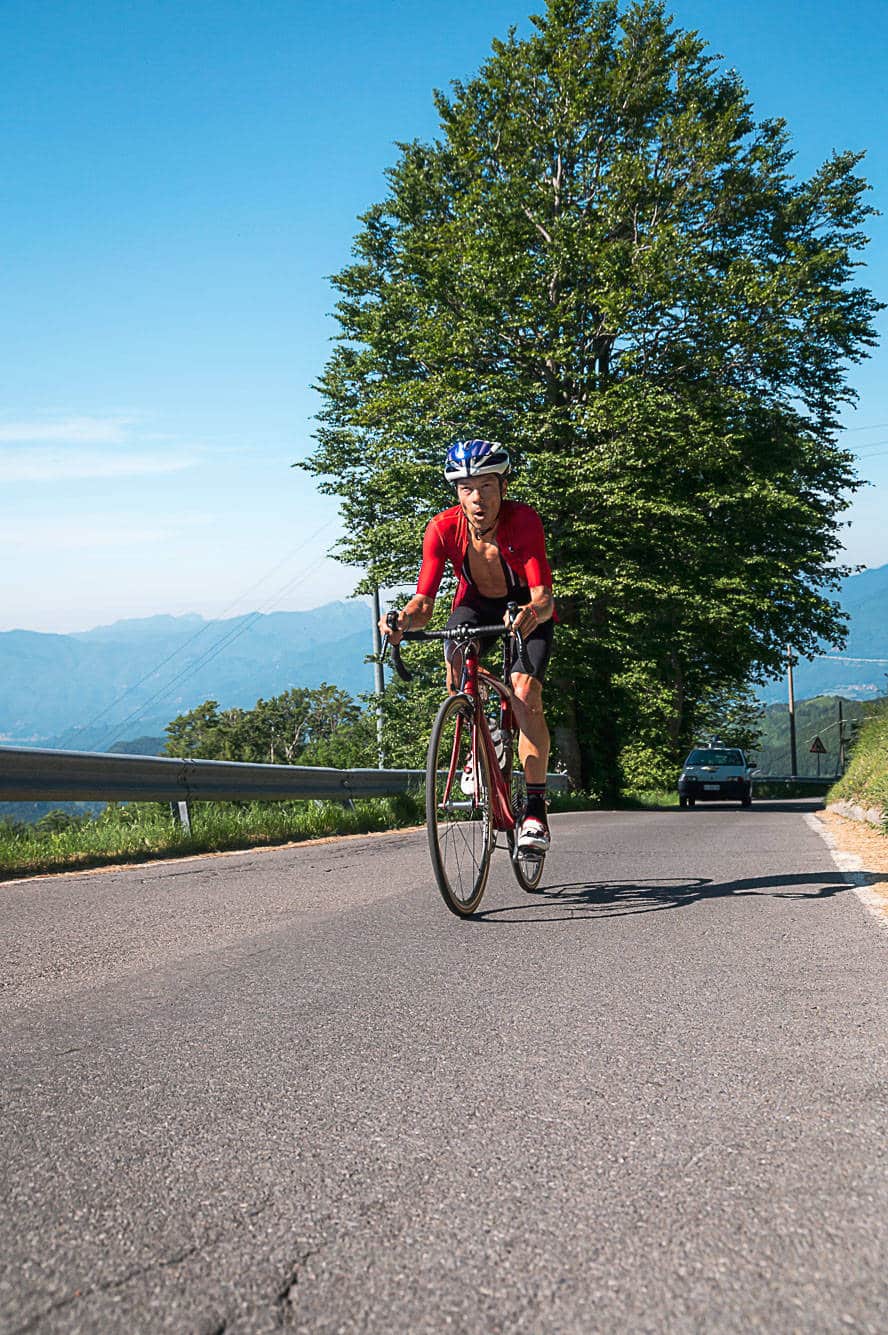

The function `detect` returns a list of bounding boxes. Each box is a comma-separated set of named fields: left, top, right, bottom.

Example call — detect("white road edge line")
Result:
left=804, top=812, right=888, bottom=931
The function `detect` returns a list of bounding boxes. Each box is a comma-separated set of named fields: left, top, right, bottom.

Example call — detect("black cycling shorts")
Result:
left=444, top=598, right=554, bottom=683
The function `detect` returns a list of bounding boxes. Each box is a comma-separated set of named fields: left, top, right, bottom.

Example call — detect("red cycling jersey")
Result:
left=416, top=501, right=555, bottom=610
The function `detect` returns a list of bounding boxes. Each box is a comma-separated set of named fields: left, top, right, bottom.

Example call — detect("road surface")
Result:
left=2, top=800, right=886, bottom=1333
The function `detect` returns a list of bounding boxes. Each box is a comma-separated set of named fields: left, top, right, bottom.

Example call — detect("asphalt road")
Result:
left=2, top=801, right=886, bottom=1334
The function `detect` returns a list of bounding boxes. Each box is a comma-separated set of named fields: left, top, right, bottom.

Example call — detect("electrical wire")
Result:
left=59, top=518, right=339, bottom=749
left=99, top=546, right=341, bottom=752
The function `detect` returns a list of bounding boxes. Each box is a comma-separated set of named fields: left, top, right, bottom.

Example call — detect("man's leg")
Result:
left=510, top=673, right=550, bottom=784
left=511, top=672, right=551, bottom=849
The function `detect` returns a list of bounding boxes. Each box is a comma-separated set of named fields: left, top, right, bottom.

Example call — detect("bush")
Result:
left=619, top=741, right=679, bottom=793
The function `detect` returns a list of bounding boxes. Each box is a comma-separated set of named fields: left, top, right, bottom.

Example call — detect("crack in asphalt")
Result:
left=10, top=1244, right=203, bottom=1335
left=8, top=1197, right=273, bottom=1335
left=274, top=1249, right=318, bottom=1328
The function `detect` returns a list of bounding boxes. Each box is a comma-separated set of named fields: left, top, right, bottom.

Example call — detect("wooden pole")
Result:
left=787, top=648, right=798, bottom=778
left=371, top=588, right=385, bottom=769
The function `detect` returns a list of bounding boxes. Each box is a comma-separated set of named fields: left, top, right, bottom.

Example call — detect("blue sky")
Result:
left=2, top=0, right=887, bottom=633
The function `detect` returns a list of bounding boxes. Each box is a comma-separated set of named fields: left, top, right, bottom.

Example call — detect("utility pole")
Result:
left=371, top=588, right=385, bottom=769
left=787, top=647, right=798, bottom=778
left=837, top=698, right=845, bottom=776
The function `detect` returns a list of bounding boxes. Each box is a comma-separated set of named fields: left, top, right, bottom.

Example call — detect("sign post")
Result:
left=810, top=734, right=827, bottom=778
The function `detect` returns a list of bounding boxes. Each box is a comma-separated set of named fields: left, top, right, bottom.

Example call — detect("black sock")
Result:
left=525, top=783, right=548, bottom=824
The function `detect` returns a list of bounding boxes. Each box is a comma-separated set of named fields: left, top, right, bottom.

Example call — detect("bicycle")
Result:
left=382, top=604, right=546, bottom=916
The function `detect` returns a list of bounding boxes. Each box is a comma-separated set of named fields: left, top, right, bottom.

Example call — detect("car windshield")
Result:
left=686, top=749, right=745, bottom=767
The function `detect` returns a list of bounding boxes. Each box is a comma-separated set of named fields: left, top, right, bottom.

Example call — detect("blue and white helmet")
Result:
left=444, top=438, right=511, bottom=485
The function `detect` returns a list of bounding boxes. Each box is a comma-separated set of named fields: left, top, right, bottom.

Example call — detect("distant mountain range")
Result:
left=1, top=563, right=886, bottom=753
left=757, top=563, right=888, bottom=703
left=0, top=602, right=376, bottom=749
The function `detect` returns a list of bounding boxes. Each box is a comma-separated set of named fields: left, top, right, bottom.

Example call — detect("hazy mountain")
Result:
left=2, top=563, right=885, bottom=752
left=757, top=563, right=888, bottom=703
left=0, top=601, right=376, bottom=749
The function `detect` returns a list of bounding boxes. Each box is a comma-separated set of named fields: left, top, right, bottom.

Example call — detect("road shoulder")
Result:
left=810, top=808, right=888, bottom=926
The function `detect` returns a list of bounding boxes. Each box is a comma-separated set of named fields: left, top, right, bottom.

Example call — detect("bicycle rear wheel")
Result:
left=506, top=768, right=546, bottom=893
left=426, top=694, right=493, bottom=916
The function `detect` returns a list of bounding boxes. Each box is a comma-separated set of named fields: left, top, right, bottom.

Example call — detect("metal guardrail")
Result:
left=0, top=745, right=568, bottom=805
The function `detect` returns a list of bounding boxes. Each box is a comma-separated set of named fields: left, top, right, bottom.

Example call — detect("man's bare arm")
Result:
left=509, top=585, right=554, bottom=638
left=378, top=594, right=435, bottom=644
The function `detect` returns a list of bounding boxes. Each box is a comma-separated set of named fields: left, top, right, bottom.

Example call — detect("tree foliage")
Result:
left=301, top=0, right=881, bottom=794
left=164, top=686, right=364, bottom=765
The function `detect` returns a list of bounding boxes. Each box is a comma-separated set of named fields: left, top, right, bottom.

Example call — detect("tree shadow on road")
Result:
left=475, top=870, right=856, bottom=923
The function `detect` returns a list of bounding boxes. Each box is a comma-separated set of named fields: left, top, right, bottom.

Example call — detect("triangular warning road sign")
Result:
left=810, top=735, right=827, bottom=755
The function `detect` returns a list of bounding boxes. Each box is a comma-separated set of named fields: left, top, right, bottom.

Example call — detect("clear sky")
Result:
left=2, top=0, right=887, bottom=634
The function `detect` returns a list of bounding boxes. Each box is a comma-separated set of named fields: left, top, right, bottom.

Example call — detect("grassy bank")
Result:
left=827, top=701, right=888, bottom=824
left=0, top=795, right=426, bottom=880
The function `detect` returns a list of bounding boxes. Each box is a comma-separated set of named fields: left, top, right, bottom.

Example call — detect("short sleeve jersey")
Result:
left=416, top=501, right=554, bottom=610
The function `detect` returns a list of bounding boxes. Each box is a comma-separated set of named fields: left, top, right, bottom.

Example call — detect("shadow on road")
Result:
left=476, top=870, right=854, bottom=923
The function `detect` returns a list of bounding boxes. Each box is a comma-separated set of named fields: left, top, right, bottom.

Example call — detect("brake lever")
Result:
left=383, top=610, right=413, bottom=682
left=505, top=600, right=530, bottom=673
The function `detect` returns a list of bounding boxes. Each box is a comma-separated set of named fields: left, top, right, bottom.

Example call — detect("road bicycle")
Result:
left=382, top=605, right=546, bottom=916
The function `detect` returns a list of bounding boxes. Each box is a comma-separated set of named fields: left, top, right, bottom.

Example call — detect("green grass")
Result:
left=0, top=794, right=425, bottom=880
left=827, top=701, right=888, bottom=824
left=621, top=788, right=679, bottom=809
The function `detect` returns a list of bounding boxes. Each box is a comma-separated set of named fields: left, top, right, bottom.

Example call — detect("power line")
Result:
left=852, top=442, right=888, bottom=457
left=59, top=518, right=338, bottom=749
left=62, top=517, right=339, bottom=752
left=101, top=547, right=338, bottom=752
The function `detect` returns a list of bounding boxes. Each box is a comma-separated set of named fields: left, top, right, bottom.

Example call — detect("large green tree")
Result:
left=302, top=0, right=880, bottom=795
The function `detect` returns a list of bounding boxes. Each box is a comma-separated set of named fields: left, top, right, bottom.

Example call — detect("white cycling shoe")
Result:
left=459, top=761, right=476, bottom=796
left=516, top=816, right=550, bottom=853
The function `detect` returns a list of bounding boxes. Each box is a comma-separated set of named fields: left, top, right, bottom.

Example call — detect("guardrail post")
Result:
left=170, top=800, right=192, bottom=834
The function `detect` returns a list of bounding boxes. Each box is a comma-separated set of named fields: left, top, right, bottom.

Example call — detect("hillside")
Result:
left=754, top=696, right=871, bottom=777
left=0, top=602, right=375, bottom=749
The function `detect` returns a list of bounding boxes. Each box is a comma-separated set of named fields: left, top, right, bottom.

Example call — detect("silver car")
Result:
left=678, top=745, right=755, bottom=808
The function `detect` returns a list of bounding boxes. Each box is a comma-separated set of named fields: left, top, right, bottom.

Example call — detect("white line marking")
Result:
left=804, top=813, right=888, bottom=931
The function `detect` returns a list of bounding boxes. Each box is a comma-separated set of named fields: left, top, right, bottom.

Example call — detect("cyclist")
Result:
left=381, top=439, right=556, bottom=853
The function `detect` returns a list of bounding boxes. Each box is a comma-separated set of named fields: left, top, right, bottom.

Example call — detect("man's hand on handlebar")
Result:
left=507, top=603, right=539, bottom=639
left=505, top=586, right=552, bottom=641
left=379, top=595, right=434, bottom=647
left=380, top=609, right=406, bottom=646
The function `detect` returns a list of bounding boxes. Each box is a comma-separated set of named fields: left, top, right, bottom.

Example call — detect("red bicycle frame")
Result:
left=450, top=640, right=516, bottom=833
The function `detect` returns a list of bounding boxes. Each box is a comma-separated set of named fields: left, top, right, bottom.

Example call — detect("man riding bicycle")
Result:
left=381, top=438, right=556, bottom=853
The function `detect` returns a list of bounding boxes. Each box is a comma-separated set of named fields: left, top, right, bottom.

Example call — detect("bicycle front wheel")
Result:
left=426, top=694, right=494, bottom=916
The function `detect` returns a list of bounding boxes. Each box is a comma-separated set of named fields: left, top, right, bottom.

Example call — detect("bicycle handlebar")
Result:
left=380, top=607, right=530, bottom=683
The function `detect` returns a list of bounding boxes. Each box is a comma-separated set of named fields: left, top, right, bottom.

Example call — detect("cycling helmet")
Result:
left=444, top=439, right=511, bottom=484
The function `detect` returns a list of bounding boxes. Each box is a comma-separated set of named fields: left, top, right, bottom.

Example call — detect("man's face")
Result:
left=456, top=475, right=503, bottom=529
